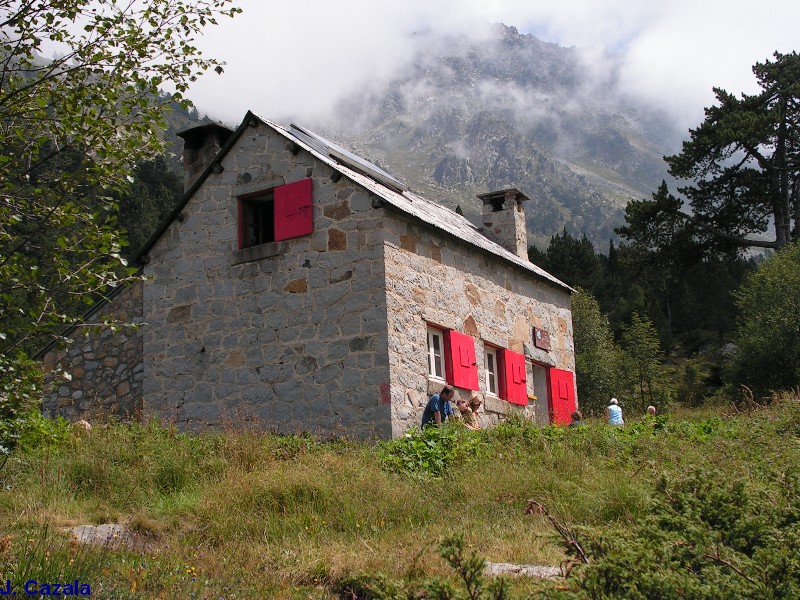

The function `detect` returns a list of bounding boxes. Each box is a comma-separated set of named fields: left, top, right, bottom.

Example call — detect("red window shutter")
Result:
left=445, top=331, right=479, bottom=390
left=274, top=178, right=313, bottom=241
left=549, top=368, right=576, bottom=425
left=500, top=349, right=528, bottom=405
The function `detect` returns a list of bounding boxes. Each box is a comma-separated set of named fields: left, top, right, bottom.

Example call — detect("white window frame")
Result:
left=484, top=346, right=499, bottom=396
left=427, top=327, right=446, bottom=380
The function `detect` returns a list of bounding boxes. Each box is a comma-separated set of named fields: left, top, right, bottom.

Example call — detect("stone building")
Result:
left=40, top=112, right=577, bottom=438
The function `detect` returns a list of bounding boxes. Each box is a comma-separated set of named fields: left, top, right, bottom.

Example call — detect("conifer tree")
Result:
left=621, top=52, right=800, bottom=253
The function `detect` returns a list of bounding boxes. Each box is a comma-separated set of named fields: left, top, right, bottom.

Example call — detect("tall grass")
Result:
left=0, top=397, right=798, bottom=597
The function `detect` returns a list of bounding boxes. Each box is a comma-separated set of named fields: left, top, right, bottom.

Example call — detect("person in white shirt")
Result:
left=606, top=398, right=624, bottom=426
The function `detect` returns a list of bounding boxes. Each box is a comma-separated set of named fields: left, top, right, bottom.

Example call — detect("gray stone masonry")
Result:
left=143, top=123, right=392, bottom=438
left=41, top=119, right=576, bottom=440
left=479, top=189, right=529, bottom=259
left=41, top=281, right=144, bottom=422
left=382, top=216, right=574, bottom=437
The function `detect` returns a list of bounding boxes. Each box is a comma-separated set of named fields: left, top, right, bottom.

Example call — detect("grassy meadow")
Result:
left=1, top=394, right=799, bottom=598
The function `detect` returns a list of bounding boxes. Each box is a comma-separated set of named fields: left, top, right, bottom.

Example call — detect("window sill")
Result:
left=232, top=241, right=285, bottom=265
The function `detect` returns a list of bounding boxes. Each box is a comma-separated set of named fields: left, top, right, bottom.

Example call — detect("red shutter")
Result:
left=549, top=368, right=576, bottom=425
left=274, top=178, right=313, bottom=241
left=445, top=331, right=479, bottom=390
left=500, top=349, right=528, bottom=405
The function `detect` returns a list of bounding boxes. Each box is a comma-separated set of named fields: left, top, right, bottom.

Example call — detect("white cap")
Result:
left=610, top=398, right=618, bottom=405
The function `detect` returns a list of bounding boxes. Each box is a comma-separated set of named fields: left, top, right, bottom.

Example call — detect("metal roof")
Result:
left=261, top=116, right=572, bottom=293
left=137, top=111, right=572, bottom=293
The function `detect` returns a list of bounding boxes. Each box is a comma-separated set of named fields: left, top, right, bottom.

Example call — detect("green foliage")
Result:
left=434, top=535, right=513, bottom=600
left=621, top=312, right=673, bottom=414
left=0, top=354, right=43, bottom=454
left=617, top=183, right=755, bottom=344
left=16, top=409, right=70, bottom=452
left=564, top=468, right=800, bottom=599
left=530, top=229, right=603, bottom=291
left=116, top=155, right=184, bottom=260
left=728, top=242, right=800, bottom=397
left=378, top=423, right=486, bottom=478
left=0, top=528, right=111, bottom=594
left=669, top=51, right=800, bottom=251
left=0, top=0, right=240, bottom=406
left=439, top=534, right=487, bottom=600
left=620, top=52, right=800, bottom=254
left=572, top=290, right=624, bottom=415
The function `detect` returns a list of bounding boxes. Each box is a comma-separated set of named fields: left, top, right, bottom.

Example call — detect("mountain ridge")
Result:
left=306, top=24, right=681, bottom=248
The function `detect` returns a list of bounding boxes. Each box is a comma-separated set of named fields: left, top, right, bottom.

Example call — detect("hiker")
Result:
left=456, top=395, right=480, bottom=430
left=606, top=398, right=624, bottom=426
left=422, top=386, right=455, bottom=427
left=568, top=410, right=585, bottom=427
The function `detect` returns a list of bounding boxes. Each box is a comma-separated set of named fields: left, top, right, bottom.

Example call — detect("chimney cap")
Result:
left=477, top=187, right=530, bottom=204
left=177, top=122, right=235, bottom=150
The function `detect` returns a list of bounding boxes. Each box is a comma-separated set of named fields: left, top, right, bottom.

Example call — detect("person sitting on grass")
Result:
left=569, top=410, right=585, bottom=427
left=606, top=398, right=624, bottom=426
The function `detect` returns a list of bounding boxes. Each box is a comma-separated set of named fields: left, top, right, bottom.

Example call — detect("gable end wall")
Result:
left=141, top=124, right=392, bottom=438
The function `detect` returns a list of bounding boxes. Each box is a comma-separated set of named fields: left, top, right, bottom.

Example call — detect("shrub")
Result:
left=0, top=354, right=43, bottom=455
left=378, top=423, right=485, bottom=478
left=564, top=468, right=800, bottom=599
left=728, top=242, right=800, bottom=398
left=571, top=290, right=625, bottom=416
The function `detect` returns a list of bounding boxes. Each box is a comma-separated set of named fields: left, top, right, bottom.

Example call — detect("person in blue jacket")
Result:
left=422, top=386, right=455, bottom=427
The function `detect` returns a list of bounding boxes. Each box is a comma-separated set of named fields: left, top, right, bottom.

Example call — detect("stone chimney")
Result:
left=176, top=123, right=234, bottom=191
left=477, top=188, right=529, bottom=260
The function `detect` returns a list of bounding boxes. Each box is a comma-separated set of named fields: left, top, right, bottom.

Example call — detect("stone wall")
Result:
left=382, top=216, right=574, bottom=436
left=41, top=280, right=144, bottom=421
left=142, top=123, right=393, bottom=438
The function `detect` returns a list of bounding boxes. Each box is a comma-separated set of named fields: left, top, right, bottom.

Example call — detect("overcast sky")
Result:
left=188, top=0, right=799, bottom=134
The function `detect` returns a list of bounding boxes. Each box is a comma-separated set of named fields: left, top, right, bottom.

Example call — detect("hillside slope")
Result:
left=321, top=25, right=679, bottom=247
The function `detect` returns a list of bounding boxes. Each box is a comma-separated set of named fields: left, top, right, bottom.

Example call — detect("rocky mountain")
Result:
left=321, top=24, right=681, bottom=248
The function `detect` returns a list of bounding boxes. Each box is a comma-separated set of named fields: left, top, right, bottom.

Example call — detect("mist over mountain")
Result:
left=311, top=24, right=684, bottom=248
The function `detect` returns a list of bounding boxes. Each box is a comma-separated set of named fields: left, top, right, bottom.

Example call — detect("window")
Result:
left=484, top=346, right=499, bottom=396
left=485, top=346, right=527, bottom=404
left=427, top=327, right=480, bottom=389
left=237, top=178, right=313, bottom=249
left=239, top=191, right=275, bottom=248
left=427, top=327, right=445, bottom=380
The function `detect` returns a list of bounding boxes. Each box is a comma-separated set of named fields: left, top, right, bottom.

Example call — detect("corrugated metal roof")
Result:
left=252, top=115, right=572, bottom=293
left=137, top=111, right=572, bottom=294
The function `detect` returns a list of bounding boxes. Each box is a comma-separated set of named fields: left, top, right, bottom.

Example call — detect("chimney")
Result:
left=477, top=188, right=529, bottom=260
left=176, top=123, right=234, bottom=191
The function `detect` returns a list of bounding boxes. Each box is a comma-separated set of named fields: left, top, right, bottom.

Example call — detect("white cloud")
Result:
left=188, top=0, right=800, bottom=133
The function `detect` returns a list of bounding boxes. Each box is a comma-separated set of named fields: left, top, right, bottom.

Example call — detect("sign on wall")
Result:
left=533, top=327, right=551, bottom=351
